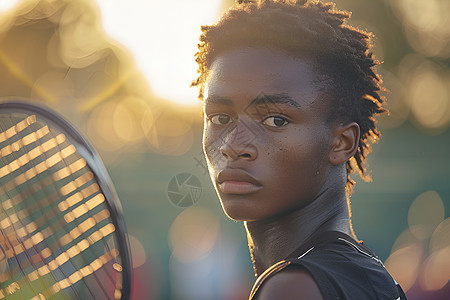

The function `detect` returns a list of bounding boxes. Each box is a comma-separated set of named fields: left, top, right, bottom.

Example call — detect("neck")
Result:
left=244, top=180, right=352, bottom=277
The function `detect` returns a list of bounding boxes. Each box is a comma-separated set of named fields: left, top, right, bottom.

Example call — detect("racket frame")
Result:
left=0, top=100, right=132, bottom=300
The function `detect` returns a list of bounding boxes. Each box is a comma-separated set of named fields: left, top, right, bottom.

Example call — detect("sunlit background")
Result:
left=0, top=0, right=449, bottom=299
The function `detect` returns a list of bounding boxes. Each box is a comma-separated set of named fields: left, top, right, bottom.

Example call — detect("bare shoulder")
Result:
left=257, top=268, right=324, bottom=300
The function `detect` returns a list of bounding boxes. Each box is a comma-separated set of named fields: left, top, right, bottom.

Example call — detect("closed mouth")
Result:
left=217, top=169, right=262, bottom=194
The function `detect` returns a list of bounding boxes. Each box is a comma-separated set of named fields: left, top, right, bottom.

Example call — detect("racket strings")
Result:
left=0, top=116, right=80, bottom=299
left=25, top=119, right=118, bottom=299
left=11, top=118, right=122, bottom=298
left=0, top=173, right=95, bottom=262
left=0, top=113, right=125, bottom=299
left=21, top=129, right=87, bottom=300
left=47, top=127, right=117, bottom=299
left=0, top=117, right=60, bottom=299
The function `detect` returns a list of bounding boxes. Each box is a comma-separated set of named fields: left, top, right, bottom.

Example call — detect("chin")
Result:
left=220, top=199, right=264, bottom=222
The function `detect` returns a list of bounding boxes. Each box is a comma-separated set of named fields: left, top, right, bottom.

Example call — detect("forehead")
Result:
left=205, top=47, right=323, bottom=107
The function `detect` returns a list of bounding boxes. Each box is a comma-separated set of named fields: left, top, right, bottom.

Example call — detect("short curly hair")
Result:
left=192, top=0, right=387, bottom=192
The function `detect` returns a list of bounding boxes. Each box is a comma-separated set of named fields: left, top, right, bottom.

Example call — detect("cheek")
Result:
left=202, top=125, right=211, bottom=153
left=268, top=131, right=329, bottom=184
left=202, top=127, right=214, bottom=161
left=202, top=126, right=224, bottom=170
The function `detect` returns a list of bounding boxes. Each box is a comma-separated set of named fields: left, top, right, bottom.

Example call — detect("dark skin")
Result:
left=202, top=47, right=360, bottom=299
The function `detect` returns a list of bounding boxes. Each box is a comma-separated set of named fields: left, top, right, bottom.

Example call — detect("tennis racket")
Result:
left=0, top=101, right=131, bottom=299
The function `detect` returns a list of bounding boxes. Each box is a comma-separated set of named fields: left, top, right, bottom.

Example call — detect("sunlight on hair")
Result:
left=96, top=0, right=222, bottom=106
left=377, top=69, right=408, bottom=129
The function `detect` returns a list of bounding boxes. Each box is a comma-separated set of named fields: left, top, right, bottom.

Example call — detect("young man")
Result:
left=192, top=0, right=406, bottom=299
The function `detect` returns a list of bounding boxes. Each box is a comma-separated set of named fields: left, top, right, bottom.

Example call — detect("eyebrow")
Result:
left=204, top=96, right=233, bottom=106
left=204, top=93, right=301, bottom=110
left=250, top=93, right=302, bottom=110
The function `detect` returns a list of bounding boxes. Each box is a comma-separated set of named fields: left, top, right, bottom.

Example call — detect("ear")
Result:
left=328, top=122, right=360, bottom=165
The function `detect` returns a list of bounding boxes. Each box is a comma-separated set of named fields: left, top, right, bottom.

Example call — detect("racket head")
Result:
left=0, top=100, right=131, bottom=299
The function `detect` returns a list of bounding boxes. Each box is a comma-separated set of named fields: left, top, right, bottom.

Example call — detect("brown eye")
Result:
left=262, top=116, right=289, bottom=128
left=210, top=114, right=232, bottom=125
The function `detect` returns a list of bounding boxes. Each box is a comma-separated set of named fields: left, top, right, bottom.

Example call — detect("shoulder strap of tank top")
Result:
left=250, top=231, right=353, bottom=299
left=287, top=231, right=360, bottom=259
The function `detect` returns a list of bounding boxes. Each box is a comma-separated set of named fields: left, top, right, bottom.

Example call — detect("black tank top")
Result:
left=249, top=231, right=407, bottom=299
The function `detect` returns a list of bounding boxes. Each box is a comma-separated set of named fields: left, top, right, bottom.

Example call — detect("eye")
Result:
left=210, top=114, right=232, bottom=125
left=262, top=116, right=289, bottom=128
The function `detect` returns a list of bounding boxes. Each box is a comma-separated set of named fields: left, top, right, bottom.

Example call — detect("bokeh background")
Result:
left=0, top=0, right=448, bottom=299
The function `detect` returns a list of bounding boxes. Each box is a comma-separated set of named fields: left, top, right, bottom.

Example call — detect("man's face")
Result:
left=203, top=47, right=334, bottom=222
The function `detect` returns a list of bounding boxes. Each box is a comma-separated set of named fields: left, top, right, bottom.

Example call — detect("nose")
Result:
left=219, top=121, right=257, bottom=161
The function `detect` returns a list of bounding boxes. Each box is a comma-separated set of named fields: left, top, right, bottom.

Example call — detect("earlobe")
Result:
left=329, top=122, right=360, bottom=165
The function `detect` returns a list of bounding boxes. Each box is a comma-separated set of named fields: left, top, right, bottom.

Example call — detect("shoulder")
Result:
left=257, top=268, right=324, bottom=300
left=249, top=257, right=325, bottom=300
left=250, top=234, right=403, bottom=299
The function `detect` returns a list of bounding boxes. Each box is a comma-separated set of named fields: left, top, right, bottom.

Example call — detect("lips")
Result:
left=217, top=169, right=262, bottom=194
